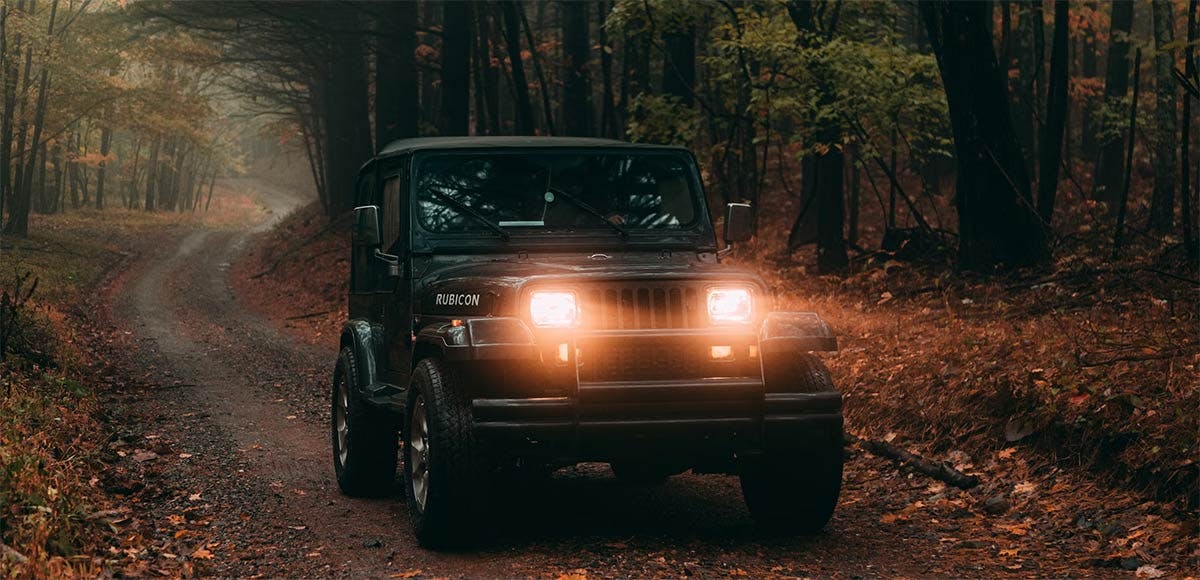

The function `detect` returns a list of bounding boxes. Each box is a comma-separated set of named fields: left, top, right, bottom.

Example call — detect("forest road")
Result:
left=105, top=178, right=1071, bottom=578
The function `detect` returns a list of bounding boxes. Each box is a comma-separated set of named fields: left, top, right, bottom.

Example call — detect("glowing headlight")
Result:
left=530, top=291, right=579, bottom=328
left=707, top=287, right=753, bottom=325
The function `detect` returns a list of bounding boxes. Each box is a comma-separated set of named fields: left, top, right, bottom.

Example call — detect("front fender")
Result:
left=414, top=317, right=539, bottom=362
left=340, top=319, right=384, bottom=393
left=759, top=312, right=838, bottom=353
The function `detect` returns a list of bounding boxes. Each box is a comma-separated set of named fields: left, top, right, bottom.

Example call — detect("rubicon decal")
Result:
left=434, top=293, right=481, bottom=307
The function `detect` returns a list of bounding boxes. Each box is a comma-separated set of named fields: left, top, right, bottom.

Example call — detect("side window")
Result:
left=356, top=167, right=377, bottom=207
left=381, top=176, right=402, bottom=252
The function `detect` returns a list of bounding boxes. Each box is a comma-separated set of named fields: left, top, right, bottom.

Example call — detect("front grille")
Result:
left=581, top=283, right=703, bottom=330
left=579, top=341, right=708, bottom=382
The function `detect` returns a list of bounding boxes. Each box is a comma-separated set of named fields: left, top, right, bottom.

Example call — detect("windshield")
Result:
left=415, top=150, right=702, bottom=235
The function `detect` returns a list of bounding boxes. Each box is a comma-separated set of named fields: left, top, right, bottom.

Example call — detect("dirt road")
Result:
left=103, top=179, right=1124, bottom=577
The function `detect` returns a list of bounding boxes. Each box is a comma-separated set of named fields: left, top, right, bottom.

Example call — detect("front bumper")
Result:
left=423, top=313, right=841, bottom=460
left=472, top=385, right=842, bottom=460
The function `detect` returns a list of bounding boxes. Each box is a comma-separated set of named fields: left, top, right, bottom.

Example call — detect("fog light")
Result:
left=710, top=345, right=734, bottom=361
left=557, top=342, right=570, bottom=364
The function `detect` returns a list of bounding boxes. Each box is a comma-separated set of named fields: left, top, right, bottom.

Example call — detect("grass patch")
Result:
left=1, top=195, right=264, bottom=575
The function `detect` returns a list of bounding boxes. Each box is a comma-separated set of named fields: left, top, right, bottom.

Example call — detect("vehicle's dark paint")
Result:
left=336, top=139, right=842, bottom=537
left=338, top=319, right=401, bottom=407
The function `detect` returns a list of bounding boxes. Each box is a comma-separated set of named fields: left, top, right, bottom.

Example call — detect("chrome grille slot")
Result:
left=582, top=282, right=702, bottom=330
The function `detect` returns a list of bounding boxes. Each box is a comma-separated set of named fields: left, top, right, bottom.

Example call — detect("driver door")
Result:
left=378, top=157, right=414, bottom=389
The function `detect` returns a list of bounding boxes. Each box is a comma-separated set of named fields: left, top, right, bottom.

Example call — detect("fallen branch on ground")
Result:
left=1077, top=344, right=1199, bottom=367
left=285, top=309, right=334, bottom=321
left=844, top=430, right=981, bottom=489
left=0, top=542, right=29, bottom=564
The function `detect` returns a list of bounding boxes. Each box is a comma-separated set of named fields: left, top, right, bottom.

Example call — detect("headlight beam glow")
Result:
left=530, top=291, right=580, bottom=328
left=707, top=287, right=753, bottom=325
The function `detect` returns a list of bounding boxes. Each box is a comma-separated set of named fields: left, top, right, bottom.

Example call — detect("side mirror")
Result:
left=723, top=202, right=753, bottom=243
left=353, top=205, right=382, bottom=247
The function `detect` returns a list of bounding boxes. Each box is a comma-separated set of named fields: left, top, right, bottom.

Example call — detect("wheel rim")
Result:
left=408, top=395, right=430, bottom=512
left=335, top=376, right=350, bottom=466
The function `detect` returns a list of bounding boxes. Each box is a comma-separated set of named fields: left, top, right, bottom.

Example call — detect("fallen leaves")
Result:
left=1013, top=481, right=1037, bottom=495
left=131, top=450, right=160, bottom=463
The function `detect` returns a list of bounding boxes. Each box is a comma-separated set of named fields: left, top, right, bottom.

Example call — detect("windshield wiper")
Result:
left=429, top=189, right=511, bottom=241
left=547, top=186, right=629, bottom=239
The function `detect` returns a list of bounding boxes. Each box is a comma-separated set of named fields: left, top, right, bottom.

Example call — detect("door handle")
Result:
left=374, top=249, right=401, bottom=278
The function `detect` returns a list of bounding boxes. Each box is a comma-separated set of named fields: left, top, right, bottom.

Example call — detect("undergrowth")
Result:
left=1, top=193, right=263, bottom=576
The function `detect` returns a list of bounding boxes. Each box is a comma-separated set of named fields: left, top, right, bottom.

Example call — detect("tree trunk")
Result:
left=1180, top=0, right=1197, bottom=263
left=10, top=3, right=35, bottom=220
left=1149, top=0, right=1177, bottom=232
left=476, top=5, right=500, bottom=135
left=49, top=142, right=61, bottom=213
left=0, top=0, right=20, bottom=217
left=5, top=0, right=57, bottom=237
left=920, top=0, right=1048, bottom=269
left=144, top=136, right=160, bottom=211
left=1094, top=0, right=1135, bottom=205
left=597, top=1, right=617, bottom=138
left=561, top=0, right=593, bottom=136
left=788, top=155, right=819, bottom=249
left=95, top=122, right=111, bottom=210
left=439, top=1, right=471, bottom=136
left=204, top=165, right=217, bottom=211
left=661, top=24, right=696, bottom=107
left=1112, top=49, right=1143, bottom=256
left=374, top=1, right=419, bottom=150
left=520, top=5, right=556, bottom=134
left=33, top=143, right=45, bottom=213
left=158, top=138, right=177, bottom=210
left=499, top=0, right=535, bottom=135
left=126, top=137, right=141, bottom=209
left=323, top=12, right=374, bottom=216
left=848, top=146, right=861, bottom=247
left=816, top=140, right=849, bottom=273
left=1013, top=1, right=1039, bottom=169
left=1037, top=0, right=1068, bottom=223
left=1080, top=1, right=1100, bottom=159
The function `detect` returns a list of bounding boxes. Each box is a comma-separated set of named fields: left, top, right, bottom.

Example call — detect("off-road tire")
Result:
left=332, top=346, right=398, bottom=497
left=765, top=351, right=835, bottom=394
left=404, top=357, right=482, bottom=549
left=740, top=353, right=843, bottom=534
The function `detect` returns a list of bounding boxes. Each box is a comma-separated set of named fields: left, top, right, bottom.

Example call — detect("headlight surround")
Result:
left=529, top=291, right=580, bottom=328
left=707, top=287, right=753, bottom=325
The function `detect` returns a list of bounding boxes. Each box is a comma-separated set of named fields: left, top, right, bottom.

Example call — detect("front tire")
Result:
left=332, top=346, right=398, bottom=497
left=741, top=354, right=843, bottom=534
left=404, top=357, right=482, bottom=549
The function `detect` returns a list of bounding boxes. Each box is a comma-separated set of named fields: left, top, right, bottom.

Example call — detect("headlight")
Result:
left=530, top=291, right=580, bottom=328
left=707, top=287, right=753, bottom=325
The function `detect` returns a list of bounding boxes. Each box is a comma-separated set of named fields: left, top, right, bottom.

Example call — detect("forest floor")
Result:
left=2, top=176, right=1196, bottom=577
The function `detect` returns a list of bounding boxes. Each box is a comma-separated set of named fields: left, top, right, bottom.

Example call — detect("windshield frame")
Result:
left=407, top=147, right=718, bottom=254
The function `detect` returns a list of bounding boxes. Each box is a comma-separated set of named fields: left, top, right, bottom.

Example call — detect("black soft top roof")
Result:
left=375, top=136, right=688, bottom=158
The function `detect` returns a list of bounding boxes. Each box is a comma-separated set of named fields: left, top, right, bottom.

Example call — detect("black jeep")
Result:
left=332, top=137, right=843, bottom=548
